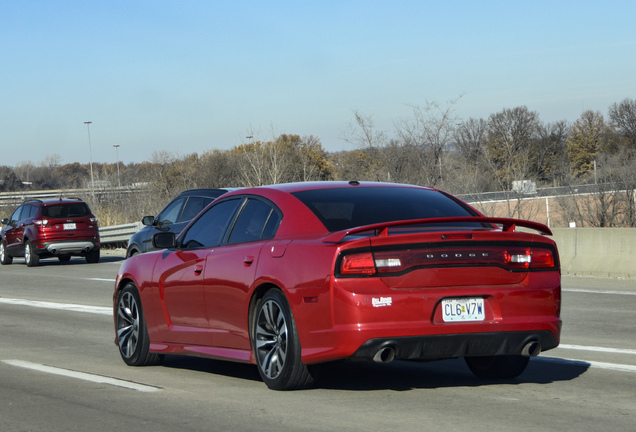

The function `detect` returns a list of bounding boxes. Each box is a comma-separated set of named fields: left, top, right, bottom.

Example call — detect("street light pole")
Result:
left=84, top=121, right=95, bottom=197
left=113, top=144, right=121, bottom=188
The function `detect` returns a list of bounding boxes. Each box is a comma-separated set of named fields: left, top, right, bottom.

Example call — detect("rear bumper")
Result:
left=42, top=241, right=99, bottom=255
left=349, top=330, right=558, bottom=362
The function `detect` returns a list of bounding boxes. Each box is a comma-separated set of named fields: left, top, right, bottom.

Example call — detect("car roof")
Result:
left=175, top=188, right=237, bottom=198
left=25, top=198, right=87, bottom=205
left=223, top=181, right=436, bottom=196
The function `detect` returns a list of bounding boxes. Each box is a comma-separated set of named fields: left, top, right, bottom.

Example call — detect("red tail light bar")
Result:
left=340, top=245, right=556, bottom=276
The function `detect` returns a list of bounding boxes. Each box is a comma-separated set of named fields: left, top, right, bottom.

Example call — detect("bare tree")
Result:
left=609, top=98, right=636, bottom=148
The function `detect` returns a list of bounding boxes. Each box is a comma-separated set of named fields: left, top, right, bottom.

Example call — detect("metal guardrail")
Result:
left=99, top=222, right=142, bottom=248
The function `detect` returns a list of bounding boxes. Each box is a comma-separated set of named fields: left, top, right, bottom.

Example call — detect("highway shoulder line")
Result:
left=3, top=360, right=161, bottom=393
left=0, top=297, right=111, bottom=315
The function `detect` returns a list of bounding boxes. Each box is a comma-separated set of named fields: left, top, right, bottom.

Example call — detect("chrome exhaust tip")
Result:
left=372, top=346, right=396, bottom=363
left=521, top=341, right=542, bottom=357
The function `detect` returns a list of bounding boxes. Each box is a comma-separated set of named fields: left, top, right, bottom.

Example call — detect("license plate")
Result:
left=442, top=297, right=485, bottom=322
left=63, top=223, right=76, bottom=230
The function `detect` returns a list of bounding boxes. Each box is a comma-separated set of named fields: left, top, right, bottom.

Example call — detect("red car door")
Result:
left=203, top=198, right=282, bottom=350
left=4, top=205, right=26, bottom=251
left=156, top=197, right=243, bottom=346
left=156, top=248, right=212, bottom=346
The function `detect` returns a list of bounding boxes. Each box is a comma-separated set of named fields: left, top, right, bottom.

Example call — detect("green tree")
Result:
left=566, top=111, right=609, bottom=178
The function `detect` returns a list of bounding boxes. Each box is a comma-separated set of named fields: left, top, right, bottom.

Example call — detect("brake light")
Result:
left=340, top=252, right=376, bottom=275
left=33, top=219, right=49, bottom=227
left=530, top=248, right=555, bottom=268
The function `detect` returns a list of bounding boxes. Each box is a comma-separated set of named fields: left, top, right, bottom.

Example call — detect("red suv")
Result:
left=0, top=198, right=100, bottom=266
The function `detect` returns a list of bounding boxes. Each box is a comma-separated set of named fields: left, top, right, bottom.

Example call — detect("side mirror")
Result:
left=1, top=218, right=8, bottom=225
left=141, top=215, right=155, bottom=226
left=152, top=231, right=176, bottom=249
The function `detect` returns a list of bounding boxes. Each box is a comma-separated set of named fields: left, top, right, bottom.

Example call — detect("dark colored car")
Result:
left=1, top=198, right=100, bottom=266
left=126, top=188, right=231, bottom=257
left=113, top=181, right=561, bottom=390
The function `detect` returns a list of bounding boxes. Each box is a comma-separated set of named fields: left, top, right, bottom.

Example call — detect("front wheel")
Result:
left=24, top=241, right=39, bottom=267
left=465, top=355, right=530, bottom=379
left=252, top=289, right=317, bottom=390
left=0, top=241, right=13, bottom=265
left=115, top=283, right=161, bottom=366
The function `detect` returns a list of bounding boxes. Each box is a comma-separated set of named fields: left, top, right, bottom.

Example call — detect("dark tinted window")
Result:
left=227, top=199, right=281, bottom=244
left=292, top=187, right=478, bottom=232
left=179, top=196, right=214, bottom=223
left=41, top=203, right=91, bottom=218
left=180, top=199, right=241, bottom=249
left=157, top=197, right=186, bottom=225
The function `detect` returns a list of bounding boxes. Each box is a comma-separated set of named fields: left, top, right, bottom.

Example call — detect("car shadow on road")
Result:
left=156, top=355, right=589, bottom=391
left=316, top=357, right=590, bottom=391
left=160, top=356, right=262, bottom=383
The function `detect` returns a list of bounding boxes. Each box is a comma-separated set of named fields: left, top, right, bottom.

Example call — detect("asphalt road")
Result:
left=1, top=251, right=634, bottom=432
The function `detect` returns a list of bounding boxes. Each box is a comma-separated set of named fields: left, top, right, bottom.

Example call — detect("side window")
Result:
left=156, top=197, right=186, bottom=226
left=10, top=206, right=24, bottom=223
left=227, top=199, right=281, bottom=245
left=26, top=205, right=37, bottom=219
left=178, top=196, right=207, bottom=223
left=180, top=199, right=241, bottom=249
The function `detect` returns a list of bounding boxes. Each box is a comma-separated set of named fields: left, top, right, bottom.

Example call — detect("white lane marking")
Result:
left=0, top=298, right=111, bottom=315
left=563, top=288, right=636, bottom=296
left=559, top=344, right=636, bottom=356
left=87, top=278, right=116, bottom=282
left=3, top=360, right=160, bottom=393
left=535, top=357, right=636, bottom=373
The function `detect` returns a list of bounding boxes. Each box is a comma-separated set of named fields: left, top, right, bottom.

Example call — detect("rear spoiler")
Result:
left=322, top=216, right=552, bottom=244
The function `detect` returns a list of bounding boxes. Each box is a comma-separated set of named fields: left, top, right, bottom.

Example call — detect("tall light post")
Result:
left=113, top=144, right=121, bottom=188
left=84, top=121, right=95, bottom=197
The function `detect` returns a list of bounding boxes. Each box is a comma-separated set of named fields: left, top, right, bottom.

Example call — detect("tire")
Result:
left=126, top=247, right=140, bottom=259
left=252, top=289, right=317, bottom=390
left=465, top=355, right=530, bottom=379
left=24, top=241, right=39, bottom=267
left=0, top=241, right=13, bottom=265
left=115, top=283, right=161, bottom=366
left=86, top=248, right=100, bottom=264
left=58, top=255, right=71, bottom=263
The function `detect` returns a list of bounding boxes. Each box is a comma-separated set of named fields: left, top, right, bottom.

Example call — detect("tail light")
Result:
left=339, top=245, right=556, bottom=276
left=33, top=219, right=49, bottom=227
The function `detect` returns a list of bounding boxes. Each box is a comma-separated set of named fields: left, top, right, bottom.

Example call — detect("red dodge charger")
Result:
left=114, top=181, right=561, bottom=390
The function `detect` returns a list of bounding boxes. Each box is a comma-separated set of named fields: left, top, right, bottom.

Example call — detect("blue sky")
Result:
left=1, top=1, right=634, bottom=167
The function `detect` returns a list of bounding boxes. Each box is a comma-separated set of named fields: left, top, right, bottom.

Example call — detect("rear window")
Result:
left=41, top=203, right=92, bottom=218
left=292, top=187, right=479, bottom=232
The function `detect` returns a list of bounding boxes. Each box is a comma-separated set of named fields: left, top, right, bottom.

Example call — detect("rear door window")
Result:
left=227, top=199, right=281, bottom=244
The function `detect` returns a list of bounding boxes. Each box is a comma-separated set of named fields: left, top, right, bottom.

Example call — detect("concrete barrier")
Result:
left=551, top=228, right=636, bottom=279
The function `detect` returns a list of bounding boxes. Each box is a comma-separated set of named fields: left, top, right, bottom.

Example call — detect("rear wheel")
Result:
left=465, top=355, right=529, bottom=379
left=24, top=241, right=39, bottom=267
left=115, top=283, right=161, bottom=366
left=0, top=241, right=13, bottom=265
left=252, top=289, right=317, bottom=390
left=86, top=248, right=100, bottom=264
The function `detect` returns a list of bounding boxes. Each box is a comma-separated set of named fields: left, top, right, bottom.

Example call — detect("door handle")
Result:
left=243, top=256, right=255, bottom=265
left=194, top=265, right=203, bottom=274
